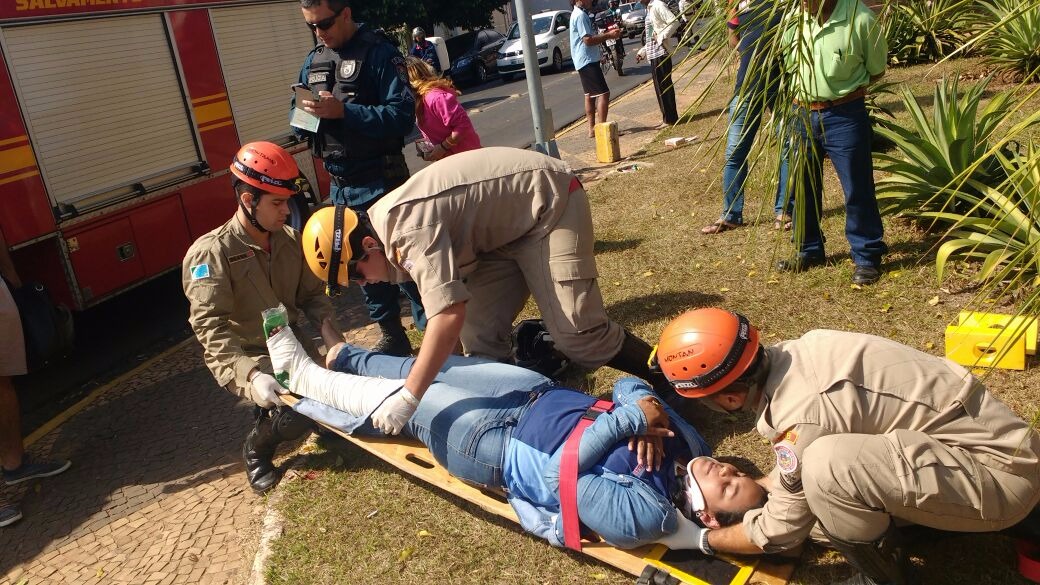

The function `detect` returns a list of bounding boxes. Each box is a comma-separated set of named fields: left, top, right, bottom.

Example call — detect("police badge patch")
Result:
left=340, top=60, right=358, bottom=78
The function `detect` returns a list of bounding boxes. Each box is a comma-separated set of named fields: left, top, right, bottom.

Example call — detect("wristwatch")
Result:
left=699, top=529, right=715, bottom=556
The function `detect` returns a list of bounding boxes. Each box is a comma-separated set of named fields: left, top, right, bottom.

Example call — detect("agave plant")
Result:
left=933, top=142, right=1040, bottom=284
left=976, top=0, right=1040, bottom=82
left=879, top=0, right=979, bottom=63
left=873, top=76, right=1014, bottom=217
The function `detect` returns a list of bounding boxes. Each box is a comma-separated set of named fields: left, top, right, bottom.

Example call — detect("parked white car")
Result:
left=495, top=9, right=572, bottom=82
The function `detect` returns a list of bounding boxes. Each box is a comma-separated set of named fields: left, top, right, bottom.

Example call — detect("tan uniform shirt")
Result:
left=182, top=217, right=335, bottom=396
left=368, top=147, right=578, bottom=318
left=743, top=329, right=1040, bottom=552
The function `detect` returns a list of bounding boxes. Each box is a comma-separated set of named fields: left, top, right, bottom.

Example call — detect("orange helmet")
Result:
left=229, top=142, right=300, bottom=196
left=302, top=205, right=361, bottom=288
left=654, top=308, right=760, bottom=398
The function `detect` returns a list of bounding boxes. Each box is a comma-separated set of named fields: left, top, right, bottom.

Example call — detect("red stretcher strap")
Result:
left=560, top=399, right=613, bottom=551
left=1019, top=539, right=1040, bottom=583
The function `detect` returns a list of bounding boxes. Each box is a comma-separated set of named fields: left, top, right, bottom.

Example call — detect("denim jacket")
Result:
left=506, top=378, right=710, bottom=549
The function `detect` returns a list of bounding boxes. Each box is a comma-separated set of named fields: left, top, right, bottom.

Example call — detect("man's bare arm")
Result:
left=707, top=524, right=764, bottom=555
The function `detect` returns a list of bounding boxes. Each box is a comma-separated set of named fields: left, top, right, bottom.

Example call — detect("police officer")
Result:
left=294, top=0, right=424, bottom=357
left=653, top=308, right=1040, bottom=584
left=182, top=142, right=341, bottom=495
left=298, top=147, right=667, bottom=435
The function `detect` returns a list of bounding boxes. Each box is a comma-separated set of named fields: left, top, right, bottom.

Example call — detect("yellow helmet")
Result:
left=302, top=205, right=360, bottom=288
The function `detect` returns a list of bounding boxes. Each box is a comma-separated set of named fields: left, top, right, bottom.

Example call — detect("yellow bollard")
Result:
left=595, top=121, right=620, bottom=163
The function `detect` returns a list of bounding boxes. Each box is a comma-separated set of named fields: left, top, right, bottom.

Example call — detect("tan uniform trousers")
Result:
left=458, top=188, right=625, bottom=367
left=801, top=431, right=1040, bottom=543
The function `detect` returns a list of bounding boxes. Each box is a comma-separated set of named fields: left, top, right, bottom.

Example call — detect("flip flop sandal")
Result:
left=701, top=220, right=740, bottom=234
left=774, top=215, right=793, bottom=231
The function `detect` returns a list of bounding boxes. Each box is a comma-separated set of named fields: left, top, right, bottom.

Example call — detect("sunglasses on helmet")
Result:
left=306, top=6, right=344, bottom=31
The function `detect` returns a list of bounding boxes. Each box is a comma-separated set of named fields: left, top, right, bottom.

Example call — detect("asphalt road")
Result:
left=406, top=36, right=653, bottom=175
left=15, top=37, right=657, bottom=435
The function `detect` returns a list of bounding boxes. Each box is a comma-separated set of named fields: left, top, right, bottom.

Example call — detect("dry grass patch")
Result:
left=270, top=58, right=1039, bottom=584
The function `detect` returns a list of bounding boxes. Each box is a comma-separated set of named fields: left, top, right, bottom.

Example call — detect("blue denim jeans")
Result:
left=330, top=345, right=552, bottom=488
left=789, top=98, right=887, bottom=267
left=721, top=95, right=793, bottom=225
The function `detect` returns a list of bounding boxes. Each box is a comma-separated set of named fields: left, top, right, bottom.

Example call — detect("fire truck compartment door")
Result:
left=210, top=2, right=318, bottom=145
left=2, top=15, right=199, bottom=207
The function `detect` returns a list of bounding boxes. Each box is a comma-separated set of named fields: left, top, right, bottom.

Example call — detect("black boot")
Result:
left=605, top=330, right=673, bottom=391
left=243, top=410, right=281, bottom=495
left=824, top=524, right=915, bottom=585
left=371, top=319, right=412, bottom=357
left=242, top=407, right=315, bottom=495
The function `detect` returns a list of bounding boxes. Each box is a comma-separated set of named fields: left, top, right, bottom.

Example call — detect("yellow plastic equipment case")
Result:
left=957, top=311, right=1037, bottom=355
left=944, top=311, right=1037, bottom=371
left=595, top=121, right=621, bottom=163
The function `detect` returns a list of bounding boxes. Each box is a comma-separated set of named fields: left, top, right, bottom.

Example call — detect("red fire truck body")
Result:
left=0, top=0, right=331, bottom=310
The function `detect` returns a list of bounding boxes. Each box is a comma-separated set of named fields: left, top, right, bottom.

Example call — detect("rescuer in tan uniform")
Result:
left=652, top=308, right=1040, bottom=585
left=298, top=147, right=664, bottom=435
left=182, top=141, right=340, bottom=495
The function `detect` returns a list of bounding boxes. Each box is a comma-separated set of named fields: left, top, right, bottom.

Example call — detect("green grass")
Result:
left=269, top=58, right=1040, bottom=584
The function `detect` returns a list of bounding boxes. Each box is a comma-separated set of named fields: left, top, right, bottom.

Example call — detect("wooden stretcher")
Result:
left=282, top=395, right=798, bottom=585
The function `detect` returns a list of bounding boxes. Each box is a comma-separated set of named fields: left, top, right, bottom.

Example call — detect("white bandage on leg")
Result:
left=266, top=328, right=404, bottom=416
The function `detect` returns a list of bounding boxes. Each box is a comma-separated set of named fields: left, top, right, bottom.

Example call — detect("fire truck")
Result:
left=0, top=0, right=331, bottom=311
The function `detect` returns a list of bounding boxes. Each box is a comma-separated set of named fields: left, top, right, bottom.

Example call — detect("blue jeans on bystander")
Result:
left=789, top=98, right=887, bottom=267
left=720, top=95, right=793, bottom=225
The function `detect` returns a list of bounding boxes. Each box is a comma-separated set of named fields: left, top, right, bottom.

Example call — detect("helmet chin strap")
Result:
left=239, top=197, right=268, bottom=233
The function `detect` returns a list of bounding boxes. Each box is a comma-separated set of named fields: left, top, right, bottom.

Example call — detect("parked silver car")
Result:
left=618, top=2, right=646, bottom=39
left=495, top=9, right=572, bottom=81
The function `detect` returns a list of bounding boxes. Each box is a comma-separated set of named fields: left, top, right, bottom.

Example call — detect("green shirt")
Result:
left=783, top=0, right=887, bottom=102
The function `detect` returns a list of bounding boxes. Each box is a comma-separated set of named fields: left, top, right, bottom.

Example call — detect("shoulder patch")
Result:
left=190, top=264, right=211, bottom=280
left=773, top=442, right=798, bottom=474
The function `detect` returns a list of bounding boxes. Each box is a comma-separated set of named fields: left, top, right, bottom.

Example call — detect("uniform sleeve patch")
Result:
left=774, top=442, right=799, bottom=474
left=190, top=264, right=211, bottom=280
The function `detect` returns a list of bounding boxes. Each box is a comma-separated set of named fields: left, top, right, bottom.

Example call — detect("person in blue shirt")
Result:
left=293, top=0, right=425, bottom=356
left=409, top=27, right=441, bottom=74
left=264, top=322, right=768, bottom=550
left=570, top=0, right=624, bottom=138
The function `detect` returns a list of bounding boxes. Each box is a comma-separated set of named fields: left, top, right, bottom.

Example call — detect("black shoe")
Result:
left=852, top=265, right=881, bottom=285
left=372, top=320, right=412, bottom=357
left=776, top=255, right=825, bottom=273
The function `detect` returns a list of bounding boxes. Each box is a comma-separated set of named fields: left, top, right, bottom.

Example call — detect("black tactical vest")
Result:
left=306, top=28, right=406, bottom=161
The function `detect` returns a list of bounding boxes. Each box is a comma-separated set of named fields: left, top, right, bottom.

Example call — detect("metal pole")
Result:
left=513, top=0, right=560, bottom=158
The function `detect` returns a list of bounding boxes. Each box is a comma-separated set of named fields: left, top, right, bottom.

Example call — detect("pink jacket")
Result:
left=417, top=88, right=481, bottom=154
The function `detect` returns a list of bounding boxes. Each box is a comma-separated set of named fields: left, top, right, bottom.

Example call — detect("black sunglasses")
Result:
left=306, top=6, right=344, bottom=31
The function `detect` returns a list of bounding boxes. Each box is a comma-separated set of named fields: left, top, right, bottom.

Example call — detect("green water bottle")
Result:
left=261, top=304, right=291, bottom=389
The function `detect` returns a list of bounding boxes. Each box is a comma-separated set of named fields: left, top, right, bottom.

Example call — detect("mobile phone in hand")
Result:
left=292, top=83, right=317, bottom=106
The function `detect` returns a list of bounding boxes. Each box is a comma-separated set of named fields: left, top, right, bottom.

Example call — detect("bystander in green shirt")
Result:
left=782, top=0, right=887, bottom=102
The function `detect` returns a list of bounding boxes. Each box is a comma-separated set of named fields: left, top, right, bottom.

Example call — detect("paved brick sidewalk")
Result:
left=0, top=57, right=719, bottom=585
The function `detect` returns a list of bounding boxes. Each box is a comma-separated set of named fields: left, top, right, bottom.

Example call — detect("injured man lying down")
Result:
left=266, top=322, right=768, bottom=551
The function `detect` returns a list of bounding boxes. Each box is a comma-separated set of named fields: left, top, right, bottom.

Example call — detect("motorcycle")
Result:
left=598, top=17, right=625, bottom=76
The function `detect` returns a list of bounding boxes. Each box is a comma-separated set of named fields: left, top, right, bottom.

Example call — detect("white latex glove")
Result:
left=249, top=372, right=285, bottom=409
left=370, top=388, right=420, bottom=435
left=656, top=512, right=714, bottom=554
